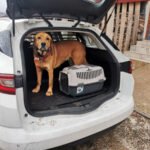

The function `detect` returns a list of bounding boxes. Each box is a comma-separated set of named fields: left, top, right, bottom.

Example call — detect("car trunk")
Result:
left=21, top=29, right=120, bottom=116
left=7, top=0, right=118, bottom=116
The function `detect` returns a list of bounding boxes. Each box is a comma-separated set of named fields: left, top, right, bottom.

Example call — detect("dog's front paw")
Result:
left=46, top=90, right=53, bottom=96
left=32, top=86, right=40, bottom=93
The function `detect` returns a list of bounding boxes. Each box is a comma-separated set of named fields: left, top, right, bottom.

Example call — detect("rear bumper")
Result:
left=0, top=95, right=134, bottom=150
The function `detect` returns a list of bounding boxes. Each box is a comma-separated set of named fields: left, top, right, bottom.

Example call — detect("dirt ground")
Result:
left=54, top=63, right=150, bottom=150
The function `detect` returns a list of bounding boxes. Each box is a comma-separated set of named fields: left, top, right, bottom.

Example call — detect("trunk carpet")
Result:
left=28, top=79, right=105, bottom=111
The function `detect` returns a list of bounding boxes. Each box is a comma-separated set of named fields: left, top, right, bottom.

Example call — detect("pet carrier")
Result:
left=59, top=65, right=106, bottom=96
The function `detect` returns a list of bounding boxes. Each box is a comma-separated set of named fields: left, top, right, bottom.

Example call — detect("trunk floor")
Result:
left=28, top=80, right=105, bottom=111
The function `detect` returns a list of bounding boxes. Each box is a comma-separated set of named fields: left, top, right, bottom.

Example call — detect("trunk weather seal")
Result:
left=20, top=27, right=120, bottom=117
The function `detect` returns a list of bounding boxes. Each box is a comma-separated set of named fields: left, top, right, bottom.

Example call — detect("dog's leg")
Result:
left=46, top=69, right=54, bottom=96
left=68, top=58, right=74, bottom=66
left=32, top=67, right=42, bottom=93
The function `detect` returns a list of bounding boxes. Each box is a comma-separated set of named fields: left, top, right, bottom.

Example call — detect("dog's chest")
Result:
left=34, top=57, right=51, bottom=70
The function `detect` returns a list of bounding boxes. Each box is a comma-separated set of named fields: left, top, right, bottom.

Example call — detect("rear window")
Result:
left=24, top=31, right=102, bottom=49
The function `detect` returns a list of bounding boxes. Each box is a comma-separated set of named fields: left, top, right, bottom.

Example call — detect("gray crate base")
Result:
left=60, top=81, right=104, bottom=97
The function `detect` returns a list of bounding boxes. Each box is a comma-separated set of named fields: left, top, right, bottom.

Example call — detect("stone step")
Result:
left=136, top=40, right=150, bottom=48
left=125, top=51, right=150, bottom=63
left=130, top=46, right=150, bottom=55
left=130, top=45, right=136, bottom=51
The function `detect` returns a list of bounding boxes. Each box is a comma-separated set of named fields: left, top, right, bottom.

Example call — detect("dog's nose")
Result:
left=41, top=42, right=46, bottom=48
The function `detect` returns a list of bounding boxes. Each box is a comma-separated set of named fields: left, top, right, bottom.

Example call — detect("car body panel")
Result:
left=0, top=52, right=13, bottom=74
left=0, top=93, right=21, bottom=128
left=0, top=18, right=134, bottom=150
left=0, top=93, right=134, bottom=150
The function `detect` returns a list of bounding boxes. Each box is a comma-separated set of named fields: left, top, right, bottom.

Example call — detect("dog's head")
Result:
left=34, top=32, right=52, bottom=57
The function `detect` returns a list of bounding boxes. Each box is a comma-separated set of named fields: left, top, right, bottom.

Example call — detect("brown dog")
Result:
left=32, top=32, right=87, bottom=96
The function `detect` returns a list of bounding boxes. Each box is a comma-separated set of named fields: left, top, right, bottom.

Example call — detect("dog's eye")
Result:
left=46, top=37, right=50, bottom=41
left=37, top=37, right=41, bottom=40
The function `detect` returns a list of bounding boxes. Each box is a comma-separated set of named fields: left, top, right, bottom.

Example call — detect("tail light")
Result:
left=120, top=61, right=132, bottom=74
left=128, top=61, right=132, bottom=74
left=0, top=74, right=16, bottom=94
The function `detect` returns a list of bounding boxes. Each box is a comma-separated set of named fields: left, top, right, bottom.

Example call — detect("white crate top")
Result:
left=59, top=65, right=106, bottom=86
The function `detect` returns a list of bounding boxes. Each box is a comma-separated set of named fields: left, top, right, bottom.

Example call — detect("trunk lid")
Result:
left=6, top=0, right=116, bottom=24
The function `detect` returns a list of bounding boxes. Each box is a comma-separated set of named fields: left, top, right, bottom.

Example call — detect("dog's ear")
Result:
left=33, top=35, right=37, bottom=49
left=33, top=36, right=38, bottom=56
left=33, top=35, right=36, bottom=46
left=50, top=40, right=54, bottom=56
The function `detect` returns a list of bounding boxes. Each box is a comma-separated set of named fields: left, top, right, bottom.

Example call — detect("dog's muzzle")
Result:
left=37, top=48, right=48, bottom=56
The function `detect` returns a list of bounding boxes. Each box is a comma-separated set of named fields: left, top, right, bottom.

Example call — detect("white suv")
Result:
left=0, top=0, right=134, bottom=150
